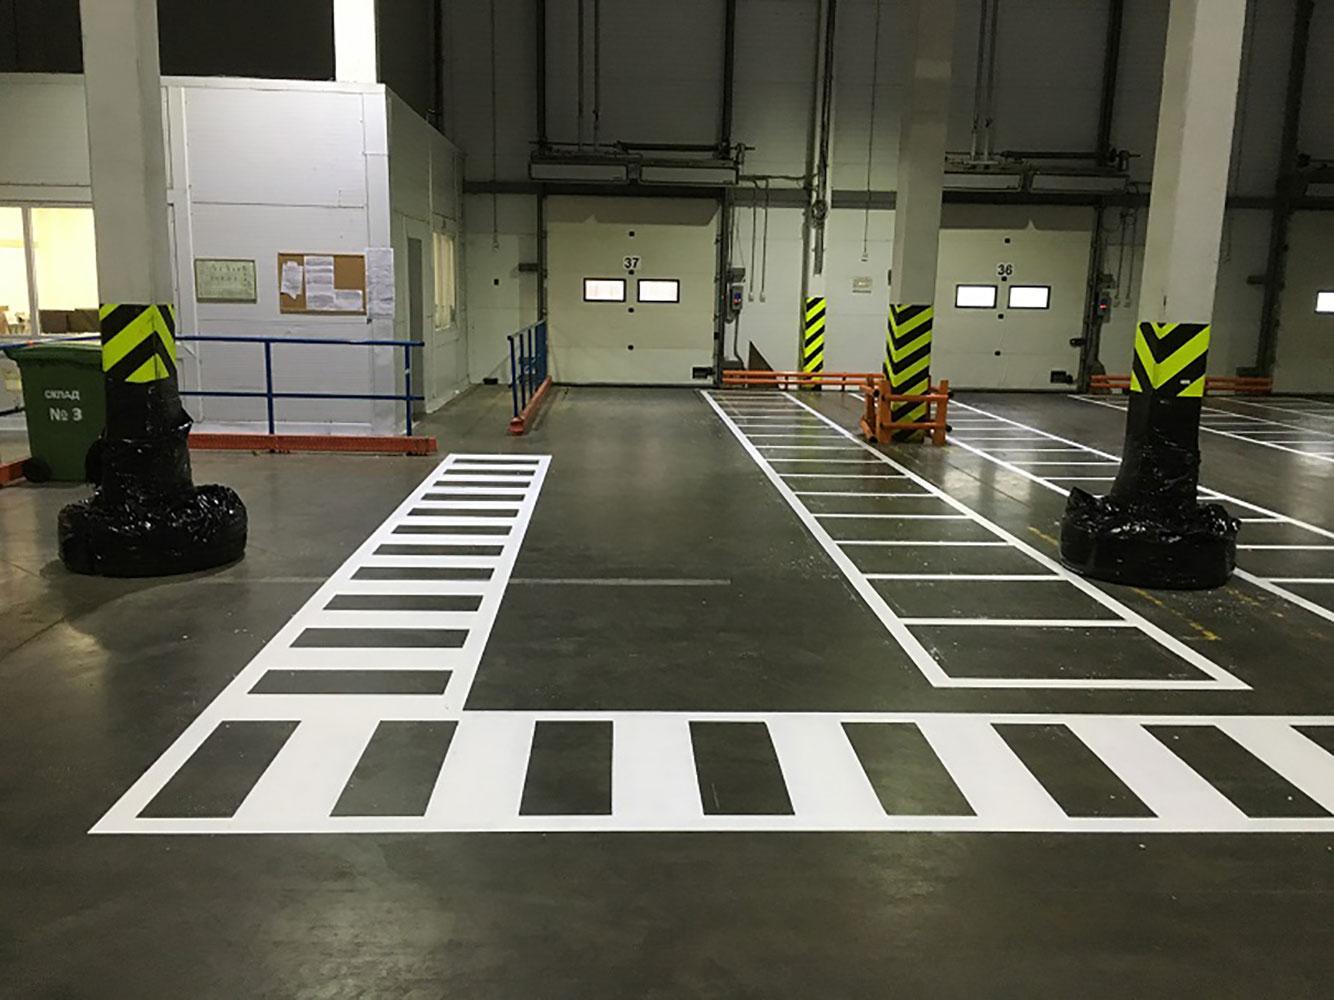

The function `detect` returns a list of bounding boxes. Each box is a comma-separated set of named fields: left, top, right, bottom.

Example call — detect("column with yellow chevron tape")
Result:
left=884, top=304, right=933, bottom=441
left=1059, top=318, right=1237, bottom=589
left=1058, top=0, right=1243, bottom=590
left=58, top=0, right=246, bottom=577
left=800, top=296, right=826, bottom=386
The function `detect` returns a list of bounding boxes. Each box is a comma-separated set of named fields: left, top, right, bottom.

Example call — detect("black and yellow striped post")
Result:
left=57, top=302, right=247, bottom=576
left=884, top=304, right=933, bottom=442
left=1060, top=319, right=1237, bottom=589
left=801, top=296, right=826, bottom=386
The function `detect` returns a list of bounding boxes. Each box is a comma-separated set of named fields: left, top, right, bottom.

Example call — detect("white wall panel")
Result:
left=1273, top=212, right=1334, bottom=392
left=0, top=74, right=91, bottom=192
left=466, top=193, right=539, bottom=383
left=184, top=87, right=368, bottom=207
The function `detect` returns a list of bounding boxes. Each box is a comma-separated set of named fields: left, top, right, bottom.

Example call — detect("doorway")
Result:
left=546, top=196, right=718, bottom=384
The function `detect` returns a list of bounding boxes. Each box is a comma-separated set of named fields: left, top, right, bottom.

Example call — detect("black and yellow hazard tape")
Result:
left=100, top=303, right=177, bottom=384
left=1130, top=321, right=1209, bottom=398
left=802, top=296, right=826, bottom=377
left=885, top=303, right=932, bottom=438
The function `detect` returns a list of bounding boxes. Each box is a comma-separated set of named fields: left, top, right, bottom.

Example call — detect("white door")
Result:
left=931, top=207, right=1092, bottom=389
left=547, top=196, right=718, bottom=384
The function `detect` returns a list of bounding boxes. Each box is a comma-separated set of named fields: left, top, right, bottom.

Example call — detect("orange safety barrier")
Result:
left=860, top=377, right=951, bottom=446
left=720, top=370, right=877, bottom=390
left=0, top=457, right=27, bottom=486
left=1089, top=373, right=1272, bottom=395
left=509, top=374, right=553, bottom=436
left=188, top=433, right=438, bottom=455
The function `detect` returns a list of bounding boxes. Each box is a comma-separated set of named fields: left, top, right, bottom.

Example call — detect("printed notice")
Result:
left=367, top=247, right=395, bottom=318
left=304, top=254, right=337, bottom=311
left=333, top=289, right=364, bottom=312
left=279, top=260, right=304, bottom=299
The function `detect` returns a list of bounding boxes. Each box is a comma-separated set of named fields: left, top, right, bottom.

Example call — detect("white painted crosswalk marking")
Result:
left=92, top=712, right=1334, bottom=834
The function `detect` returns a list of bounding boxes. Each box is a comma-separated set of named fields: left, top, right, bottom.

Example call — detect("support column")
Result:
left=334, top=0, right=379, bottom=84
left=1060, top=0, right=1245, bottom=590
left=60, top=0, right=246, bottom=576
left=885, top=0, right=955, bottom=439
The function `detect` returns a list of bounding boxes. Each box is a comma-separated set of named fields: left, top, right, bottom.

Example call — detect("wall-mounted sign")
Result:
left=851, top=276, right=873, bottom=293
left=996, top=262, right=1015, bottom=279
left=623, top=255, right=641, bottom=271
left=194, top=258, right=257, bottom=303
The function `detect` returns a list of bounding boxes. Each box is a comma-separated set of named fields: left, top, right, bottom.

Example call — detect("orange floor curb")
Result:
left=0, top=458, right=27, bottom=486
left=508, top=376, right=553, bottom=435
left=188, top=433, right=437, bottom=455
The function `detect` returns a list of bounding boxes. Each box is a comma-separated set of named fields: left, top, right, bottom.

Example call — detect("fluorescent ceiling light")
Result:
left=530, top=162, right=629, bottom=183
left=1317, top=291, right=1334, bottom=314
left=639, top=165, right=738, bottom=185
left=1030, top=173, right=1127, bottom=193
left=944, top=172, right=1024, bottom=191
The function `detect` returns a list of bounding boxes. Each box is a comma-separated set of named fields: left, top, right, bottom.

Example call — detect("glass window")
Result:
left=955, top=284, right=997, bottom=309
left=433, top=230, right=457, bottom=327
left=32, top=207, right=100, bottom=332
left=0, top=207, right=30, bottom=336
left=1316, top=291, right=1334, bottom=314
left=637, top=279, right=680, bottom=303
left=583, top=278, right=625, bottom=302
left=1007, top=285, right=1051, bottom=309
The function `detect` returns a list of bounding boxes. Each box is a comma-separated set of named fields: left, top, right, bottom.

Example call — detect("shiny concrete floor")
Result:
left=1, top=388, right=1332, bottom=997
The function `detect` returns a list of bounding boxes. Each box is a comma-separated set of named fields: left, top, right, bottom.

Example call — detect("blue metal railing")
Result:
left=507, top=320, right=549, bottom=418
left=176, top=334, right=425, bottom=436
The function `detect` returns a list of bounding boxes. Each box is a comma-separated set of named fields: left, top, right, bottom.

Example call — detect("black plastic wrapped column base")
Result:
left=1059, top=487, right=1238, bottom=591
left=59, top=483, right=247, bottom=577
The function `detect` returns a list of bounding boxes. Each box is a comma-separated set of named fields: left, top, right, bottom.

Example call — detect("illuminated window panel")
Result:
left=637, top=279, right=680, bottom=303
left=955, top=284, right=997, bottom=309
left=1007, top=285, right=1051, bottom=310
left=583, top=278, right=626, bottom=302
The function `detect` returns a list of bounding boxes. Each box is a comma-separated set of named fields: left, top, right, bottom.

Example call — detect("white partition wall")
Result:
left=0, top=72, right=465, bottom=435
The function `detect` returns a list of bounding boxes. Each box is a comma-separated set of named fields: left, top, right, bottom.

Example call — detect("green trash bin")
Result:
left=2, top=341, right=105, bottom=483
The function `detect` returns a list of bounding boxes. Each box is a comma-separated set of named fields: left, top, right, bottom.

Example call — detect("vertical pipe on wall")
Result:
left=969, top=0, right=990, bottom=161
left=536, top=0, right=547, bottom=148
left=431, top=0, right=444, bottom=131
left=592, top=0, right=602, bottom=148
left=1095, top=0, right=1125, bottom=165
left=981, top=0, right=1000, bottom=160
left=719, top=0, right=737, bottom=151
left=1255, top=0, right=1313, bottom=376
left=576, top=0, right=585, bottom=149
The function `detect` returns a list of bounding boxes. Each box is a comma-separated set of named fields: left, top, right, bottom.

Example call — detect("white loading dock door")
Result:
left=931, top=208, right=1092, bottom=389
left=547, top=196, right=718, bottom=384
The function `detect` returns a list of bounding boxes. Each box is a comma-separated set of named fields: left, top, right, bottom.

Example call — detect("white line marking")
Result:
left=863, top=573, right=1062, bottom=581
left=915, top=717, right=1066, bottom=826
left=837, top=539, right=1008, bottom=547
left=900, top=618, right=1131, bottom=627
left=814, top=513, right=968, bottom=520
left=1067, top=717, right=1247, bottom=825
left=771, top=392, right=1250, bottom=691
left=951, top=401, right=1334, bottom=626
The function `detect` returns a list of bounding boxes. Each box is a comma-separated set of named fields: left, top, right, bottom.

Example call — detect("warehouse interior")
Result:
left=1, top=1, right=1332, bottom=997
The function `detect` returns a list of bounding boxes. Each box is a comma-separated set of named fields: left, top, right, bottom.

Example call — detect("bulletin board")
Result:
left=277, top=252, right=368, bottom=315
